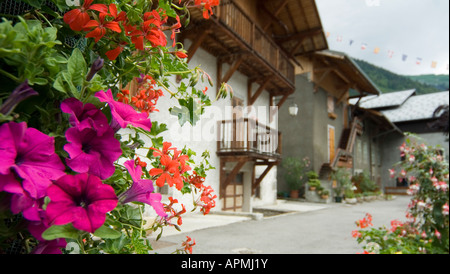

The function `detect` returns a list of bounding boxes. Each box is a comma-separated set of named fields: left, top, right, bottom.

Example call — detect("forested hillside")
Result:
left=406, top=74, right=449, bottom=91
left=354, top=59, right=445, bottom=95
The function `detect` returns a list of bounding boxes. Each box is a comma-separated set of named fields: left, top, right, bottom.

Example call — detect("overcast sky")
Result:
left=315, top=0, right=449, bottom=76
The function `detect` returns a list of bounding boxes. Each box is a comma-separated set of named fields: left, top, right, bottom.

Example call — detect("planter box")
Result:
left=363, top=195, right=377, bottom=202
left=345, top=198, right=357, bottom=205
left=305, top=180, right=332, bottom=204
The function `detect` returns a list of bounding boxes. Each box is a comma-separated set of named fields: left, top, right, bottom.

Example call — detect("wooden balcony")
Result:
left=217, top=119, right=282, bottom=161
left=181, top=0, right=295, bottom=96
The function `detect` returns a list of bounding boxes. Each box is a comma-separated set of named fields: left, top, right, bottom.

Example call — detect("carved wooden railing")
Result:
left=215, top=0, right=295, bottom=85
left=217, top=118, right=282, bottom=158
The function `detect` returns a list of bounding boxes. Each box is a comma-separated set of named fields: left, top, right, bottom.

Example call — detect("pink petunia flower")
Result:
left=95, top=89, right=152, bottom=132
left=0, top=122, right=65, bottom=221
left=64, top=125, right=122, bottom=180
left=31, top=239, right=67, bottom=254
left=61, top=97, right=109, bottom=135
left=45, top=173, right=118, bottom=233
left=26, top=205, right=68, bottom=254
left=119, top=160, right=167, bottom=217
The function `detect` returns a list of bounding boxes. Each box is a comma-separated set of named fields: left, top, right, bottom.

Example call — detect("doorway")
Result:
left=223, top=172, right=244, bottom=212
left=328, top=125, right=336, bottom=163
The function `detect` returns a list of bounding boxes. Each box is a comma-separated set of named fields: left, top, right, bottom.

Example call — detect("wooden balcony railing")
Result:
left=215, top=0, right=295, bottom=85
left=217, top=119, right=282, bottom=160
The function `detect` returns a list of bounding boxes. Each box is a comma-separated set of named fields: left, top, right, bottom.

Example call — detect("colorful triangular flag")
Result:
left=388, top=50, right=394, bottom=58
left=416, top=58, right=422, bottom=65
left=361, top=43, right=367, bottom=50
left=431, top=61, right=437, bottom=69
left=402, top=54, right=408, bottom=62
left=373, top=47, right=380, bottom=54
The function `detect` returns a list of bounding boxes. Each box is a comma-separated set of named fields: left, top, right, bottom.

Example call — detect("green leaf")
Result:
left=158, top=0, right=177, bottom=18
left=93, top=225, right=122, bottom=239
left=101, top=234, right=129, bottom=254
left=53, top=73, right=68, bottom=94
left=170, top=105, right=190, bottom=127
left=42, top=224, right=80, bottom=241
left=67, top=48, right=87, bottom=87
left=20, top=0, right=43, bottom=8
left=149, top=122, right=168, bottom=136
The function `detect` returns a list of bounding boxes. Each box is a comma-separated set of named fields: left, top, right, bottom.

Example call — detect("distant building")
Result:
left=352, top=90, right=449, bottom=190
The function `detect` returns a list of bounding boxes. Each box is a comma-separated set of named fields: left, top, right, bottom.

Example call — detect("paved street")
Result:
left=150, top=196, right=412, bottom=254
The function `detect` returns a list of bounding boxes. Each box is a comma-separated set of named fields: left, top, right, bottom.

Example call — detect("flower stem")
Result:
left=155, top=79, right=176, bottom=97
left=0, top=69, right=20, bottom=83
left=78, top=235, right=86, bottom=254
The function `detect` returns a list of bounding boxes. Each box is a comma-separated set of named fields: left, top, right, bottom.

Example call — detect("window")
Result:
left=327, top=96, right=337, bottom=119
left=327, top=96, right=335, bottom=113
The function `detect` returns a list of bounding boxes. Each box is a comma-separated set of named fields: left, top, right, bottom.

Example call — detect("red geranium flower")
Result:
left=63, top=0, right=108, bottom=32
left=84, top=13, right=122, bottom=43
left=182, top=236, right=196, bottom=254
left=130, top=10, right=167, bottom=50
left=106, top=3, right=127, bottom=22
left=194, top=0, right=220, bottom=19
left=150, top=155, right=183, bottom=190
left=151, top=142, right=176, bottom=158
left=105, top=41, right=128, bottom=61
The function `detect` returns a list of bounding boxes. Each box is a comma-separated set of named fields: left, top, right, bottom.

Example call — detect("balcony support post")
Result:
left=217, top=55, right=245, bottom=95
left=186, top=26, right=212, bottom=63
left=252, top=162, right=276, bottom=195
left=248, top=78, right=271, bottom=106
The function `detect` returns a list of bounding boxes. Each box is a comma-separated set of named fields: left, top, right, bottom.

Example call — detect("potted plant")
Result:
left=307, top=171, right=320, bottom=191
left=355, top=193, right=364, bottom=203
left=353, top=171, right=378, bottom=195
left=331, top=167, right=352, bottom=203
left=344, top=187, right=357, bottom=204
left=321, top=189, right=330, bottom=200
left=282, top=157, right=310, bottom=198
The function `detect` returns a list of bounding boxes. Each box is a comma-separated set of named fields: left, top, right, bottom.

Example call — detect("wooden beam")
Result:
left=223, top=56, right=244, bottom=83
left=248, top=78, right=271, bottom=106
left=252, top=162, right=276, bottom=195
left=261, top=0, right=290, bottom=32
left=269, top=91, right=292, bottom=123
left=276, top=27, right=323, bottom=43
left=314, top=69, right=332, bottom=86
left=186, top=27, right=211, bottom=63
left=289, top=37, right=306, bottom=56
left=337, top=90, right=349, bottom=105
left=276, top=92, right=291, bottom=109
left=332, top=69, right=351, bottom=84
left=217, top=55, right=244, bottom=95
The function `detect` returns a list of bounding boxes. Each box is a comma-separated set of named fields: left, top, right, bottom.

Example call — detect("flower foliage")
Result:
left=0, top=0, right=223, bottom=254
left=353, top=136, right=449, bottom=254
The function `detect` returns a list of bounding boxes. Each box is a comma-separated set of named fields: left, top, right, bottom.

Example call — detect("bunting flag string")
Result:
left=416, top=58, right=422, bottom=65
left=388, top=50, right=394, bottom=59
left=325, top=31, right=449, bottom=72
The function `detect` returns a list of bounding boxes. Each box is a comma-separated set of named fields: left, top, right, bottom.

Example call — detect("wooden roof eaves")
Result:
left=314, top=51, right=381, bottom=96
left=260, top=0, right=329, bottom=56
